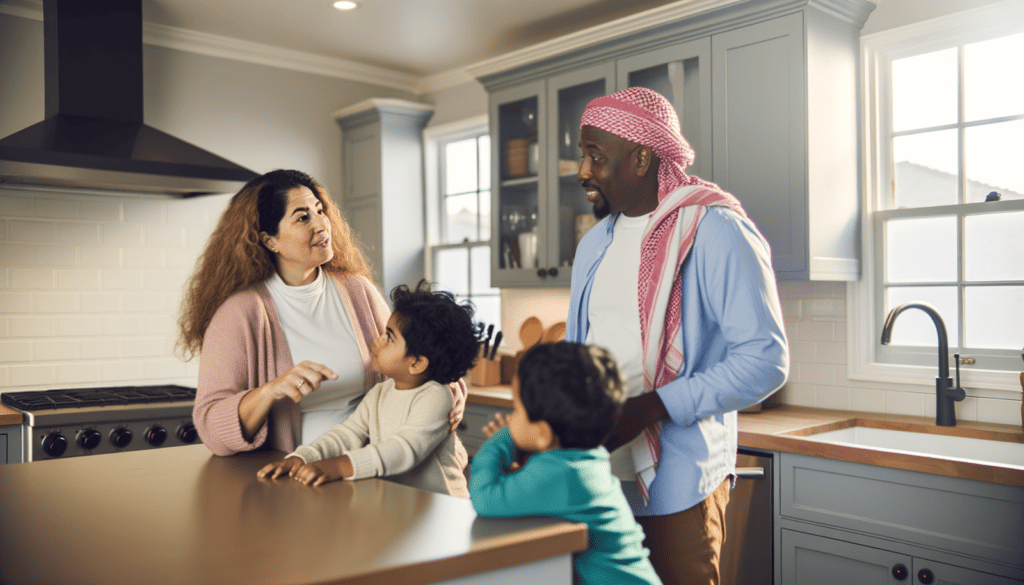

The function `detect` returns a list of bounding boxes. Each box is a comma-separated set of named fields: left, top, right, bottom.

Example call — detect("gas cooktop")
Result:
left=1, top=385, right=196, bottom=411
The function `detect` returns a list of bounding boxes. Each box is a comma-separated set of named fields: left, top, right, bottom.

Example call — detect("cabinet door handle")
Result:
left=536, top=268, right=547, bottom=278
left=547, top=267, right=558, bottom=277
left=917, top=568, right=934, bottom=584
left=891, top=564, right=908, bottom=581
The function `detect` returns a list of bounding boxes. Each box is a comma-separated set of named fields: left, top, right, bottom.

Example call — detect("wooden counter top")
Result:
left=467, top=387, right=1024, bottom=487
left=0, top=445, right=586, bottom=585
left=0, top=403, right=23, bottom=426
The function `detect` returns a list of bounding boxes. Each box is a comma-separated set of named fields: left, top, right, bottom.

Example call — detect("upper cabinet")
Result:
left=475, top=0, right=875, bottom=285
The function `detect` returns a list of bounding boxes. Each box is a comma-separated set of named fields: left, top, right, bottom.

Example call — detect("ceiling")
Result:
left=132, top=0, right=685, bottom=77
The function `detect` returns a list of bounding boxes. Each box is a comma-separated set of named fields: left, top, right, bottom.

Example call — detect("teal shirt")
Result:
left=470, top=428, right=662, bottom=585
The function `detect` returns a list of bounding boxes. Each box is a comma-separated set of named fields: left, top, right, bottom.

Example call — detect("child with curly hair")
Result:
left=470, top=342, right=661, bottom=584
left=258, top=280, right=479, bottom=497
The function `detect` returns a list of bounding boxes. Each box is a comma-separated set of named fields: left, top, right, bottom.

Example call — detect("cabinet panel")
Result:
left=782, top=529, right=910, bottom=585
left=712, top=13, right=806, bottom=277
left=914, top=558, right=1023, bottom=585
left=1, top=432, right=6, bottom=464
left=460, top=403, right=513, bottom=457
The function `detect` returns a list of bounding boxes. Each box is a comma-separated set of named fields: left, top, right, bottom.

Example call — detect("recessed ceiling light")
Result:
left=333, top=1, right=359, bottom=10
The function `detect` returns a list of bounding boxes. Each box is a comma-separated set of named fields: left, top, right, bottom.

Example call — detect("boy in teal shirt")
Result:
left=470, top=342, right=661, bottom=585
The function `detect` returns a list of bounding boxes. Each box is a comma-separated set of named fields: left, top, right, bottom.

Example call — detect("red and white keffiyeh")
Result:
left=581, top=87, right=746, bottom=505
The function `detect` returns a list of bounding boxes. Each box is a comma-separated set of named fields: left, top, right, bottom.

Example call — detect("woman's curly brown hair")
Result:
left=176, top=169, right=371, bottom=360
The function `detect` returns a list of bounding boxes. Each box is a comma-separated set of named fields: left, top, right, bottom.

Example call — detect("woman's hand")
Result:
left=263, top=360, right=338, bottom=403
left=482, top=412, right=507, bottom=438
left=447, top=379, right=468, bottom=433
left=256, top=456, right=305, bottom=480
left=292, top=456, right=353, bottom=487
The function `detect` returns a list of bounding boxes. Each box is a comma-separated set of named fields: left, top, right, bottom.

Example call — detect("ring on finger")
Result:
left=297, top=379, right=306, bottom=390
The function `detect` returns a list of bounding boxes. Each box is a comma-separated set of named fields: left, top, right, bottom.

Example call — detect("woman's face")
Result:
left=261, top=186, right=333, bottom=285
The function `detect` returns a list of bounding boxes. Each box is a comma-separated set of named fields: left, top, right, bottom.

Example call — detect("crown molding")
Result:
left=0, top=0, right=420, bottom=93
left=416, top=68, right=478, bottom=95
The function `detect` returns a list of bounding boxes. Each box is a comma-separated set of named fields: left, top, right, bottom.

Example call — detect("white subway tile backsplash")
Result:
left=80, top=339, right=122, bottom=359
left=56, top=268, right=100, bottom=290
left=10, top=364, right=55, bottom=386
left=124, top=247, right=163, bottom=267
left=798, top=363, right=837, bottom=386
left=146, top=359, right=187, bottom=379
left=815, top=341, right=846, bottom=365
left=0, top=340, right=33, bottom=361
left=101, top=269, right=143, bottom=289
left=0, top=366, right=8, bottom=387
left=9, top=220, right=55, bottom=243
left=11, top=316, right=54, bottom=337
left=850, top=388, right=886, bottom=413
left=54, top=222, right=101, bottom=245
left=0, top=243, right=34, bottom=265
left=33, top=245, right=79, bottom=266
left=779, top=382, right=816, bottom=407
left=124, top=337, right=171, bottom=358
left=55, top=316, right=101, bottom=337
left=794, top=320, right=835, bottom=342
left=0, top=194, right=33, bottom=217
left=102, top=360, right=145, bottom=382
left=144, top=269, right=186, bottom=290
left=885, top=391, right=927, bottom=416
left=124, top=200, right=165, bottom=224
left=102, top=224, right=143, bottom=245
left=57, top=362, right=101, bottom=385
left=33, top=197, right=81, bottom=220
left=34, top=293, right=77, bottom=313
left=789, top=340, right=815, bottom=364
left=33, top=340, right=78, bottom=361
left=817, top=386, right=851, bottom=411
left=102, top=315, right=145, bottom=336
left=80, top=199, right=121, bottom=222
left=80, top=246, right=122, bottom=267
left=145, top=225, right=186, bottom=246
left=976, top=397, right=1021, bottom=426
left=80, top=292, right=121, bottom=313
left=0, top=316, right=9, bottom=337
left=10, top=268, right=55, bottom=289
left=145, top=314, right=176, bottom=336
left=1, top=292, right=33, bottom=312
left=123, top=293, right=163, bottom=313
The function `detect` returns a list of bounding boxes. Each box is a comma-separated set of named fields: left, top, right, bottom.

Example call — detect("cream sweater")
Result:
left=290, top=379, right=469, bottom=498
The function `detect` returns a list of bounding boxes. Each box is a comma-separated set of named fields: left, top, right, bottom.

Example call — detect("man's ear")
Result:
left=408, top=354, right=429, bottom=376
left=634, top=145, right=654, bottom=178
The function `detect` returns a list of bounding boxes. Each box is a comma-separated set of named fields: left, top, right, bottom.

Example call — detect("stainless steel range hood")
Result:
left=0, top=0, right=258, bottom=196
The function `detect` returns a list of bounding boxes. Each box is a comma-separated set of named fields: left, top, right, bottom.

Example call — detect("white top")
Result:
left=586, top=212, right=649, bottom=480
left=265, top=268, right=368, bottom=444
left=290, top=379, right=469, bottom=498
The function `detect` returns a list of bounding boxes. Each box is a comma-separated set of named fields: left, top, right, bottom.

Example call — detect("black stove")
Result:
left=1, top=385, right=200, bottom=462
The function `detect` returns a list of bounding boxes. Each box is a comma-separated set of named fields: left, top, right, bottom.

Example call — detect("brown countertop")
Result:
left=467, top=387, right=1024, bottom=487
left=0, top=403, right=23, bottom=426
left=0, top=445, right=586, bottom=585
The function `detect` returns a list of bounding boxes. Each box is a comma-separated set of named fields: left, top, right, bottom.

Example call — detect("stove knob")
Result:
left=42, top=432, right=68, bottom=458
left=145, top=426, right=167, bottom=447
left=77, top=429, right=102, bottom=450
left=110, top=428, right=133, bottom=448
left=177, top=424, right=198, bottom=444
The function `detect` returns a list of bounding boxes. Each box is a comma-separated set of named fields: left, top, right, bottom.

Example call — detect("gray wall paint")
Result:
left=0, top=12, right=420, bottom=204
left=421, top=81, right=488, bottom=128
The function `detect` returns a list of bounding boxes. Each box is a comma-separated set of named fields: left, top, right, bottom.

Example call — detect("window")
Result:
left=424, top=116, right=501, bottom=330
left=853, top=2, right=1024, bottom=388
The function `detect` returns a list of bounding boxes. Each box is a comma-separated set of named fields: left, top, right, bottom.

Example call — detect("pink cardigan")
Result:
left=193, top=272, right=389, bottom=456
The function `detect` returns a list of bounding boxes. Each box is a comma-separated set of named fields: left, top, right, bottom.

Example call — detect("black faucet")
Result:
left=880, top=302, right=966, bottom=426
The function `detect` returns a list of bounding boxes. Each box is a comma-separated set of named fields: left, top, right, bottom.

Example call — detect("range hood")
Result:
left=0, top=0, right=258, bottom=196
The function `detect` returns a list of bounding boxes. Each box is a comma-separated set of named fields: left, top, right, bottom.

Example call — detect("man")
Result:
left=566, top=87, right=789, bottom=584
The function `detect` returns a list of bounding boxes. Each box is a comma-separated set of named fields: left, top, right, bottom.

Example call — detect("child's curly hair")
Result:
left=517, top=342, right=626, bottom=449
left=390, top=280, right=481, bottom=385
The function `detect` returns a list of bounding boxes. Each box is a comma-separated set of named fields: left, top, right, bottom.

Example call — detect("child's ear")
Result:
left=408, top=355, right=429, bottom=376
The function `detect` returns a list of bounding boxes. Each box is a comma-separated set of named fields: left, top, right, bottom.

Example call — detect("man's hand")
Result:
left=604, top=392, right=669, bottom=453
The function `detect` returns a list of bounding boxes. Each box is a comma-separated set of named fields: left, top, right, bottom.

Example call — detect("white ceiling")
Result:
left=133, top=0, right=684, bottom=77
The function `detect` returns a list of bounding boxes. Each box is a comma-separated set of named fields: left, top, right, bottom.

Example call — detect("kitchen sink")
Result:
left=788, top=420, right=1024, bottom=470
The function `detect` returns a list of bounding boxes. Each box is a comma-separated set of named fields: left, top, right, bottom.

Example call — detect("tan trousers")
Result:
left=637, top=479, right=731, bottom=585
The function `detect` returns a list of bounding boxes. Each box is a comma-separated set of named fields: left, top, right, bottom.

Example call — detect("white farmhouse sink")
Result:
left=805, top=425, right=1024, bottom=470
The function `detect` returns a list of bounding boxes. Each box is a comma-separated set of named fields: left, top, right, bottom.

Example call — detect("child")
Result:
left=257, top=280, right=478, bottom=498
left=470, top=341, right=662, bottom=585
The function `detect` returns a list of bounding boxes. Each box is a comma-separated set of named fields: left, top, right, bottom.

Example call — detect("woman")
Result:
left=178, top=169, right=466, bottom=456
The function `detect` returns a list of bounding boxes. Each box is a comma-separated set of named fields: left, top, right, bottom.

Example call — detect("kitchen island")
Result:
left=0, top=445, right=586, bottom=585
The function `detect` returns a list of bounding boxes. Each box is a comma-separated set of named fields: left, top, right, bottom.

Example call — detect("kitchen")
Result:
left=2, top=0, right=1023, bottom=583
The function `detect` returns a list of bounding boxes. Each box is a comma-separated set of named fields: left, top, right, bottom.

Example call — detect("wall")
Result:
left=0, top=11, right=417, bottom=391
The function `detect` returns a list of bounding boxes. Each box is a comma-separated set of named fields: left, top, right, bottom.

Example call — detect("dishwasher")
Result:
left=720, top=448, right=774, bottom=585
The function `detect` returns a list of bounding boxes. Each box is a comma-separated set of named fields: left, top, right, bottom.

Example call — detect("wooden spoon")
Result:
left=542, top=321, right=566, bottom=343
left=519, top=316, right=544, bottom=350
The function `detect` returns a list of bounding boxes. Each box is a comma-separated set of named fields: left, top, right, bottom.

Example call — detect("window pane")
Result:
left=444, top=193, right=478, bottom=244
left=964, top=285, right=1024, bottom=349
left=470, top=295, right=502, bottom=337
left=479, top=190, right=492, bottom=242
left=893, top=130, right=958, bottom=208
left=965, top=120, right=1024, bottom=202
left=886, top=217, right=957, bottom=283
left=470, top=244, right=499, bottom=295
left=891, top=49, right=958, bottom=132
left=478, top=135, right=491, bottom=190
left=885, top=287, right=959, bottom=347
left=445, top=138, right=478, bottom=195
left=965, top=211, right=1024, bottom=281
left=965, top=32, right=1024, bottom=122
left=434, top=247, right=469, bottom=296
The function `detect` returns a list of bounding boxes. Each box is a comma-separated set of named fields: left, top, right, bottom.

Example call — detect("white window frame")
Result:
left=422, top=115, right=498, bottom=314
left=849, top=0, right=1024, bottom=395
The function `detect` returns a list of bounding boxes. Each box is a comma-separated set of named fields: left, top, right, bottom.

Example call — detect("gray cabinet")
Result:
left=477, top=0, right=871, bottom=285
left=459, top=402, right=512, bottom=457
left=335, top=99, right=434, bottom=293
left=0, top=424, right=23, bottom=464
left=779, top=452, right=1024, bottom=583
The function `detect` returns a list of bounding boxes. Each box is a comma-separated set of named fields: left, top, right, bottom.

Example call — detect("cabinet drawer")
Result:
left=780, top=453, right=1024, bottom=568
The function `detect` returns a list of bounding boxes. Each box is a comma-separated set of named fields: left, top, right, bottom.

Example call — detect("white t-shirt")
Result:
left=586, top=212, right=650, bottom=480
left=265, top=268, right=369, bottom=444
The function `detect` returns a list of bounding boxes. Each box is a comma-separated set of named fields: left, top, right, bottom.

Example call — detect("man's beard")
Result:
left=592, top=194, right=610, bottom=219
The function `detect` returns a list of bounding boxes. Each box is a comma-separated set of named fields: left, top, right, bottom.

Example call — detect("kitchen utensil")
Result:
left=542, top=321, right=566, bottom=343
left=489, top=331, right=503, bottom=360
left=482, top=324, right=494, bottom=357
left=518, top=232, right=538, bottom=269
left=519, top=316, right=543, bottom=350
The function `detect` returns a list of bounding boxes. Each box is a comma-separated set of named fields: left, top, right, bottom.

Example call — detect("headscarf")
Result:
left=580, top=87, right=746, bottom=505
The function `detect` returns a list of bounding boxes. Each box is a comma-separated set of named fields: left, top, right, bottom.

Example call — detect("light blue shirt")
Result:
left=567, top=205, right=789, bottom=515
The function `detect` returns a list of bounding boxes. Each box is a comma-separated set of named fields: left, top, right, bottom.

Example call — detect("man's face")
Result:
left=577, top=125, right=647, bottom=218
